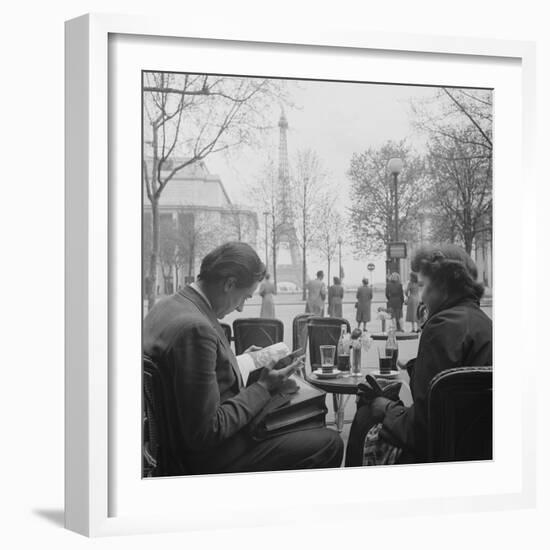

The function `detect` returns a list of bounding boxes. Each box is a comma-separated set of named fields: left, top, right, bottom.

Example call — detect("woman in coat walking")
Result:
left=259, top=273, right=276, bottom=318
left=385, top=272, right=404, bottom=331
left=356, top=278, right=373, bottom=331
left=328, top=276, right=344, bottom=318
left=346, top=244, right=492, bottom=466
left=405, top=272, right=420, bottom=332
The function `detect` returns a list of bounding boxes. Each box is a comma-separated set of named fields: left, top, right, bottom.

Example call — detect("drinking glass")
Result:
left=379, top=357, right=392, bottom=374
left=319, top=345, right=336, bottom=372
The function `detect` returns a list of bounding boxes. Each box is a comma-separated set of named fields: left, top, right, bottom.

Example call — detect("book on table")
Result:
left=236, top=342, right=328, bottom=439
left=247, top=367, right=328, bottom=440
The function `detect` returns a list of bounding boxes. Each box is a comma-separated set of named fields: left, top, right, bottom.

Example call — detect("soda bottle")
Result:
left=337, top=324, right=350, bottom=371
left=385, top=321, right=399, bottom=371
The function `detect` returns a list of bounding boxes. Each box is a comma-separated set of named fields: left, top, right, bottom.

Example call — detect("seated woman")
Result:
left=345, top=244, right=492, bottom=466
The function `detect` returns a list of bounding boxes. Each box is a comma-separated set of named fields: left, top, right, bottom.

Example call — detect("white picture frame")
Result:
left=65, top=13, right=537, bottom=537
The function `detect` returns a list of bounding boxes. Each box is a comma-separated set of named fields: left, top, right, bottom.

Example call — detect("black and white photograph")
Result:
left=141, top=71, right=493, bottom=476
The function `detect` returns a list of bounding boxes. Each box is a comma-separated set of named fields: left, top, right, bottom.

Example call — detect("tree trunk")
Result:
left=464, top=232, right=474, bottom=255
left=147, top=199, right=160, bottom=311
left=301, top=239, right=307, bottom=301
left=272, top=233, right=277, bottom=290
left=327, top=258, right=331, bottom=285
left=187, top=245, right=195, bottom=279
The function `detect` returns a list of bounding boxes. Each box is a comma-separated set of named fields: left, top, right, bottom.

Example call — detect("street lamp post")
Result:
left=263, top=211, right=269, bottom=271
left=387, top=157, right=404, bottom=276
left=337, top=237, right=343, bottom=281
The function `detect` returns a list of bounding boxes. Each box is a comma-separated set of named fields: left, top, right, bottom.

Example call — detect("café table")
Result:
left=369, top=331, right=419, bottom=341
left=305, top=338, right=417, bottom=432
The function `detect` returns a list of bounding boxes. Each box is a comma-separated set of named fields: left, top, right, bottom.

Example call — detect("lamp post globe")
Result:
left=388, top=157, right=404, bottom=175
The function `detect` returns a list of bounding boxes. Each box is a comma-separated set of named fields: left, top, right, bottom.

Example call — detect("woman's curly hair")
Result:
left=411, top=244, right=485, bottom=301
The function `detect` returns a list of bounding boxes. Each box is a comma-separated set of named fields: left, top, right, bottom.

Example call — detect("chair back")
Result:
left=292, top=313, right=314, bottom=352
left=307, top=317, right=351, bottom=367
left=428, top=366, right=493, bottom=462
left=232, top=318, right=284, bottom=355
left=143, top=355, right=188, bottom=476
left=220, top=322, right=232, bottom=345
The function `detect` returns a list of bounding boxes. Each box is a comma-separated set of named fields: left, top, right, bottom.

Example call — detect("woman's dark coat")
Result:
left=382, top=296, right=492, bottom=462
left=385, top=281, right=404, bottom=317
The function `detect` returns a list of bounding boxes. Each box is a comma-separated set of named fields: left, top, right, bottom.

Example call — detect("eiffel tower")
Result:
left=275, top=111, right=302, bottom=288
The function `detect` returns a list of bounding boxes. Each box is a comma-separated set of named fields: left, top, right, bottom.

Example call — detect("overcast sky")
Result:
left=205, top=79, right=445, bottom=285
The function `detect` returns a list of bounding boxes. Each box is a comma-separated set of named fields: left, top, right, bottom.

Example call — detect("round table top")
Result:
left=305, top=369, right=402, bottom=394
left=370, top=331, right=419, bottom=341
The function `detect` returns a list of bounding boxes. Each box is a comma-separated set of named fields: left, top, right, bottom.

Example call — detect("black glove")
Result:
left=357, top=374, right=402, bottom=405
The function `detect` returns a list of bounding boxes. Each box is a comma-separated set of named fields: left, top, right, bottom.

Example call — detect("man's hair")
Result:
left=333, top=276, right=341, bottom=285
left=316, top=270, right=324, bottom=278
left=362, top=278, right=368, bottom=285
left=409, top=272, right=418, bottom=283
left=411, top=243, right=484, bottom=300
left=198, top=242, right=266, bottom=288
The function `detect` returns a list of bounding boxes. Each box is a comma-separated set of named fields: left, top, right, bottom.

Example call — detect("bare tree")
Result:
left=411, top=87, right=493, bottom=252
left=248, top=157, right=285, bottom=286
left=290, top=149, right=330, bottom=300
left=158, top=220, right=179, bottom=294
left=315, top=206, right=344, bottom=284
left=220, top=203, right=258, bottom=246
left=143, top=72, right=287, bottom=309
left=411, top=87, right=493, bottom=152
left=426, top=127, right=492, bottom=254
left=224, top=203, right=245, bottom=242
left=179, top=211, right=220, bottom=280
left=347, top=140, right=428, bottom=257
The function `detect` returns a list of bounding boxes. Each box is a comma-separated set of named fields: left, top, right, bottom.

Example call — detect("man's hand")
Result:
left=279, top=377, right=299, bottom=395
left=257, top=359, right=302, bottom=394
left=371, top=396, right=392, bottom=422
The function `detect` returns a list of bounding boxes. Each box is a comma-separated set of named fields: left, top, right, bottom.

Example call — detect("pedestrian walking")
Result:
left=405, top=272, right=420, bottom=332
left=385, top=272, right=404, bottom=331
left=259, top=273, right=276, bottom=318
left=356, top=278, right=373, bottom=331
left=328, top=276, right=344, bottom=318
left=306, top=270, right=326, bottom=316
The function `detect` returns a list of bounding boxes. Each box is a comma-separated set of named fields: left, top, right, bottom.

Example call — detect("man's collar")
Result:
left=189, top=281, right=212, bottom=309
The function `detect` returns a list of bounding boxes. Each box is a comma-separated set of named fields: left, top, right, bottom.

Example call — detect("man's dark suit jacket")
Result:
left=382, top=296, right=492, bottom=462
left=143, top=286, right=272, bottom=473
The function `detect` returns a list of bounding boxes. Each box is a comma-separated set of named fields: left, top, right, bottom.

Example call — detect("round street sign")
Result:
left=367, top=263, right=375, bottom=271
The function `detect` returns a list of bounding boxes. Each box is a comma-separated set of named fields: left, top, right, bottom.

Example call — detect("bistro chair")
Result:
left=143, top=355, right=188, bottom=477
left=292, top=313, right=314, bottom=352
left=220, top=322, right=233, bottom=345
left=232, top=318, right=284, bottom=355
left=307, top=316, right=351, bottom=367
left=428, top=366, right=493, bottom=462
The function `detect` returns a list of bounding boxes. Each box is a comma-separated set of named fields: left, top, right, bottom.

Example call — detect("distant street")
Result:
left=222, top=289, right=493, bottom=352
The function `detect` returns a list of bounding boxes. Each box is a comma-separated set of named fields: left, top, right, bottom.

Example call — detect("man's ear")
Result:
left=223, top=277, right=237, bottom=292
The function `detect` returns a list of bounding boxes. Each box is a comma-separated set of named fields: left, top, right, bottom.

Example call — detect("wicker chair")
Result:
left=292, top=313, right=314, bottom=352
left=143, top=355, right=188, bottom=477
left=232, top=318, right=284, bottom=355
left=306, top=316, right=351, bottom=367
left=428, top=366, right=493, bottom=462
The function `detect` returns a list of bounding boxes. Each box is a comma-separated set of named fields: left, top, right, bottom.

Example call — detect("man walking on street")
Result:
left=306, top=270, right=327, bottom=316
